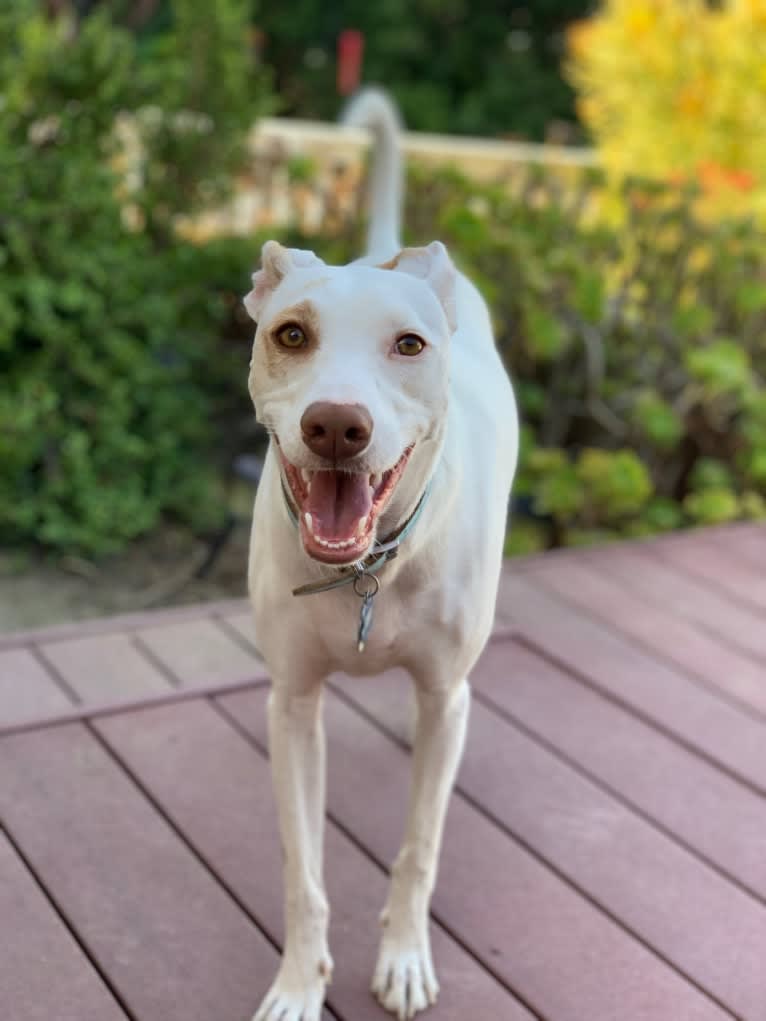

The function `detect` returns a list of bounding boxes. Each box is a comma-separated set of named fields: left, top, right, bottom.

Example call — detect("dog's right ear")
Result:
left=244, top=241, right=323, bottom=322
left=381, top=241, right=457, bottom=333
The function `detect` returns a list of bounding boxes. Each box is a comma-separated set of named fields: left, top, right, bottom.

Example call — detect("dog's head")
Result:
left=245, top=240, right=457, bottom=565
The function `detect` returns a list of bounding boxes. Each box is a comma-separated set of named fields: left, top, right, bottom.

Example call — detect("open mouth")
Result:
left=278, top=446, right=413, bottom=564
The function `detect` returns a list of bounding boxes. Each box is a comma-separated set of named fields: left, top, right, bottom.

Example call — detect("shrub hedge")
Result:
left=402, top=165, right=766, bottom=553
left=0, top=1, right=269, bottom=555
left=3, top=6, right=764, bottom=558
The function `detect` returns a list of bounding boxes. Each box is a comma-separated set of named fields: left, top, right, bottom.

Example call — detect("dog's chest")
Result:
left=307, top=584, right=412, bottom=676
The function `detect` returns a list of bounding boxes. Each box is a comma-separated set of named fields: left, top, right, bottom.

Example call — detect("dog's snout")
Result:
left=300, top=402, right=373, bottom=461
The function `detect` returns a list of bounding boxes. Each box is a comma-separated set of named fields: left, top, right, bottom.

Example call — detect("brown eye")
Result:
left=395, top=334, right=425, bottom=357
left=276, top=324, right=307, bottom=349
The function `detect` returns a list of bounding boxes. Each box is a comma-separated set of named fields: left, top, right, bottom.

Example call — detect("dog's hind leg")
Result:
left=254, top=683, right=332, bottom=1021
left=372, top=677, right=470, bottom=1020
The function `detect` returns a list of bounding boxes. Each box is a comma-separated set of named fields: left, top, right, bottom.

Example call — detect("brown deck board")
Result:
left=647, top=529, right=766, bottom=611
left=219, top=607, right=261, bottom=653
left=328, top=661, right=766, bottom=1017
left=95, top=698, right=530, bottom=1021
left=39, top=632, right=173, bottom=706
left=474, top=640, right=766, bottom=901
left=1, top=525, right=764, bottom=1021
left=0, top=647, right=73, bottom=725
left=136, top=616, right=266, bottom=688
left=719, top=523, right=766, bottom=568
left=499, top=574, right=766, bottom=794
left=525, top=553, right=766, bottom=716
left=579, top=544, right=766, bottom=663
left=0, top=724, right=286, bottom=1021
left=0, top=830, right=128, bottom=1021
left=222, top=688, right=731, bottom=1021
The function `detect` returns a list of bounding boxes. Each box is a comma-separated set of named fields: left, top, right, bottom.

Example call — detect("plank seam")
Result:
left=0, top=676, right=270, bottom=741
left=129, top=633, right=182, bottom=689
left=0, top=599, right=250, bottom=651
left=30, top=643, right=83, bottom=706
left=213, top=612, right=264, bottom=660
left=0, top=821, right=137, bottom=1021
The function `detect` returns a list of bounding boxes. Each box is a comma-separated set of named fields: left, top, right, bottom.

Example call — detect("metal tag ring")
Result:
left=353, top=573, right=380, bottom=599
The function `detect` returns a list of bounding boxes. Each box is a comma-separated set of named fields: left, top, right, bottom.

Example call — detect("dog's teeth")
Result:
left=304, top=512, right=314, bottom=533
left=370, top=474, right=380, bottom=489
left=300, top=469, right=311, bottom=485
left=357, top=515, right=368, bottom=536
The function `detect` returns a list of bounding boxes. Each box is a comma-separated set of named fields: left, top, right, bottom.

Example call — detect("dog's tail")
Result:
left=341, top=87, right=403, bottom=258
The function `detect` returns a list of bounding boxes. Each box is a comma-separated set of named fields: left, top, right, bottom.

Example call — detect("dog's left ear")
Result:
left=385, top=241, right=457, bottom=333
left=244, top=241, right=324, bottom=322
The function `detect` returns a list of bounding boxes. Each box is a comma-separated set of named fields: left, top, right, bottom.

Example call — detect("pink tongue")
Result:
left=305, top=471, right=372, bottom=539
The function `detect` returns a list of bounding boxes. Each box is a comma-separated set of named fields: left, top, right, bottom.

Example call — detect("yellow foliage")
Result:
left=566, top=0, right=766, bottom=219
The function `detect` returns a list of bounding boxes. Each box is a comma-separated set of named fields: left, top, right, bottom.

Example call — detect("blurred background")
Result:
left=1, top=0, right=764, bottom=630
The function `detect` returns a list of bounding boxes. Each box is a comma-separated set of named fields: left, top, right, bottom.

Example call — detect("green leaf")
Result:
left=504, top=521, right=549, bottom=557
left=523, top=302, right=568, bottom=361
left=573, top=269, right=605, bottom=323
left=685, top=340, right=752, bottom=397
left=683, top=488, right=740, bottom=525
left=577, top=448, right=653, bottom=520
left=532, top=463, right=586, bottom=521
left=633, top=392, right=683, bottom=450
left=689, top=458, right=734, bottom=491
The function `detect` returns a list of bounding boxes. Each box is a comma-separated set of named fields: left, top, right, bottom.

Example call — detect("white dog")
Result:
left=245, top=89, right=518, bottom=1021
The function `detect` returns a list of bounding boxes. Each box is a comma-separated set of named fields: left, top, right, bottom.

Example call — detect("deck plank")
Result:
left=95, top=698, right=530, bottom=1021
left=221, top=688, right=731, bottom=1021
left=498, top=574, right=766, bottom=793
left=647, top=531, right=766, bottom=611
left=580, top=545, right=766, bottom=662
left=525, top=554, right=766, bottom=716
left=0, top=830, right=128, bottom=1021
left=717, top=523, right=766, bottom=568
left=39, top=633, right=173, bottom=706
left=137, top=616, right=266, bottom=688
left=473, top=640, right=766, bottom=901
left=218, top=608, right=261, bottom=654
left=328, top=662, right=766, bottom=1018
left=0, top=647, right=73, bottom=726
left=0, top=723, right=287, bottom=1021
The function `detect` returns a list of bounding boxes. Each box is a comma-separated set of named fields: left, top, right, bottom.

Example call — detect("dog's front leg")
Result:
left=254, top=683, right=332, bottom=1021
left=372, top=677, right=470, bottom=1020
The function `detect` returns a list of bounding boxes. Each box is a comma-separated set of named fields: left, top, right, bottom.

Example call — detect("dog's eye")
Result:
left=276, top=324, right=307, bottom=349
left=395, top=334, right=425, bottom=357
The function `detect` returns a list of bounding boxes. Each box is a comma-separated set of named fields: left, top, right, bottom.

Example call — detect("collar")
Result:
left=281, top=478, right=432, bottom=597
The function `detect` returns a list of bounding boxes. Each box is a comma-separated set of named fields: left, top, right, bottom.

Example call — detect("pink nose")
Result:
left=300, top=402, right=373, bottom=461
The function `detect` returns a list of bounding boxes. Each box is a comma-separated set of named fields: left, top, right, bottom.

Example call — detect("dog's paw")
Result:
left=253, top=954, right=332, bottom=1021
left=371, top=933, right=439, bottom=1020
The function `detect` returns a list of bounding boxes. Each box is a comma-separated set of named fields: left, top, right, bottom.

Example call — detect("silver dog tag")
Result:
left=357, top=592, right=375, bottom=652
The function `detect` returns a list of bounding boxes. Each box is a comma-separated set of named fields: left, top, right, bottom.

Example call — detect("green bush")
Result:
left=0, top=1, right=270, bottom=555
left=400, top=164, right=766, bottom=552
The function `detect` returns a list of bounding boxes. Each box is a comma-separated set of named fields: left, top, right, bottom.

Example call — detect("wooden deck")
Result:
left=1, top=523, right=765, bottom=1021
